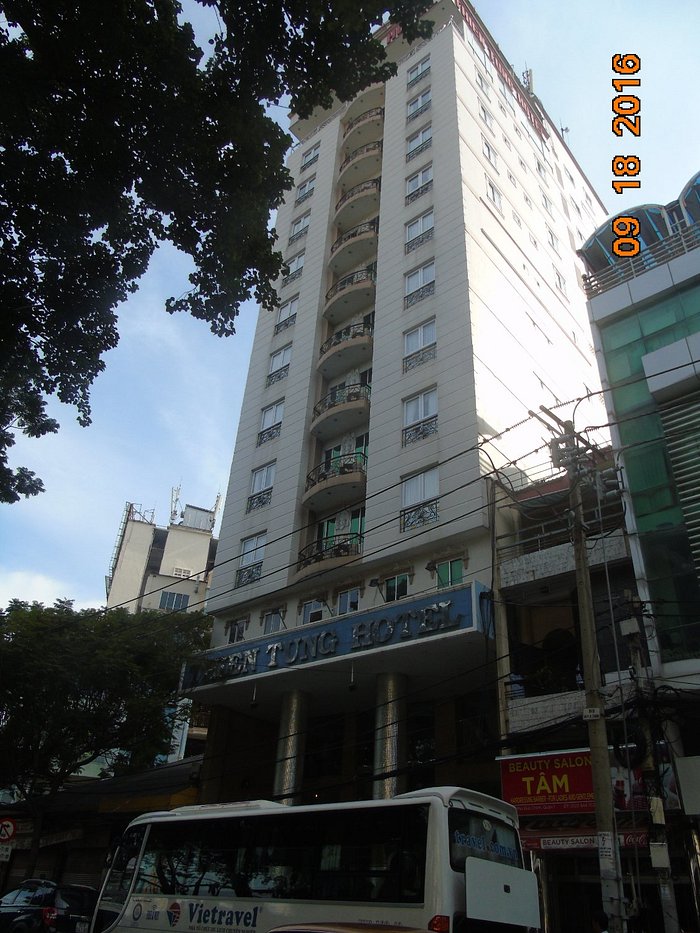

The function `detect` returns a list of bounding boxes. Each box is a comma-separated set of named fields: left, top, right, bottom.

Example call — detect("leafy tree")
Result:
left=0, top=599, right=211, bottom=799
left=1, top=0, right=432, bottom=502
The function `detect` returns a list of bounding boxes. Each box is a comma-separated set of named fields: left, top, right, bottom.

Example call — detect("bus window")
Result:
left=94, top=826, right=147, bottom=933
left=448, top=810, right=521, bottom=870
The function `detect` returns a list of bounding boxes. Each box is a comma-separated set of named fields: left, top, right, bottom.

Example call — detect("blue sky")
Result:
left=1, top=1, right=698, bottom=609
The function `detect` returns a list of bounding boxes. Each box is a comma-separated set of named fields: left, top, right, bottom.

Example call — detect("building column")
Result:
left=373, top=672, right=407, bottom=799
left=273, top=689, right=308, bottom=804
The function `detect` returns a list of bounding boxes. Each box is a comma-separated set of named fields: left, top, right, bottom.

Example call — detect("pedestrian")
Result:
left=592, top=909, right=609, bottom=933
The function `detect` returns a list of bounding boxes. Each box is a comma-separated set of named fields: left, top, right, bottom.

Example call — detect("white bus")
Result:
left=91, top=787, right=540, bottom=933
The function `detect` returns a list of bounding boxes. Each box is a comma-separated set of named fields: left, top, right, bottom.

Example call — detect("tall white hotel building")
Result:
left=184, top=0, right=607, bottom=805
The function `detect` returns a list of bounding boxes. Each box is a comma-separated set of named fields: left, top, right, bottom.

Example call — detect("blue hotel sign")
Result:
left=183, top=585, right=480, bottom=691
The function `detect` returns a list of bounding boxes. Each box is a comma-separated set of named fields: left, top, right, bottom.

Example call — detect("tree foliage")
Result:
left=1, top=0, right=432, bottom=502
left=0, top=599, right=211, bottom=799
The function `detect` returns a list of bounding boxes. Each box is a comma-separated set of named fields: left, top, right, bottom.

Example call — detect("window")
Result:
left=405, top=209, right=434, bottom=244
left=523, top=193, right=532, bottom=209
left=386, top=573, right=409, bottom=602
left=512, top=211, right=522, bottom=228
left=296, top=175, right=316, bottom=203
left=301, top=141, right=320, bottom=169
left=436, top=559, right=463, bottom=588
left=554, top=268, right=567, bottom=295
left=486, top=177, right=502, bottom=211
left=261, top=400, right=284, bottom=430
left=529, top=233, right=538, bottom=249
left=405, top=318, right=436, bottom=356
left=241, top=532, right=266, bottom=566
left=478, top=100, right=493, bottom=130
left=228, top=619, right=248, bottom=643
left=482, top=137, right=498, bottom=168
left=302, top=599, right=324, bottom=625
left=407, top=124, right=432, bottom=159
left=407, top=55, right=430, bottom=85
left=173, top=567, right=191, bottom=578
left=406, top=163, right=432, bottom=195
left=475, top=70, right=489, bottom=96
left=269, top=344, right=292, bottom=374
left=338, top=587, right=360, bottom=615
left=502, top=133, right=512, bottom=150
left=518, top=157, right=527, bottom=172
left=402, top=466, right=438, bottom=507
left=289, top=212, right=310, bottom=241
left=276, top=296, right=298, bottom=330
left=546, top=227, right=560, bottom=254
left=407, top=87, right=431, bottom=120
left=536, top=159, right=547, bottom=180
left=285, top=251, right=305, bottom=276
left=263, top=609, right=282, bottom=635
left=251, top=461, right=275, bottom=494
left=404, top=387, right=437, bottom=425
left=541, top=190, right=554, bottom=216
left=405, top=260, right=435, bottom=295
left=159, top=591, right=190, bottom=611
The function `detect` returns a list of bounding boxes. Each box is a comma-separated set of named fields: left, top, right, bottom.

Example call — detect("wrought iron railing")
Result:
left=274, top=313, right=296, bottom=335
left=407, top=65, right=431, bottom=89
left=305, top=452, right=368, bottom=491
left=330, top=218, right=379, bottom=255
left=312, top=383, right=370, bottom=420
left=339, top=140, right=383, bottom=175
left=343, top=107, right=384, bottom=138
left=405, top=228, right=434, bottom=254
left=406, top=138, right=432, bottom=162
left=257, top=422, right=281, bottom=446
left=246, top=487, right=272, bottom=513
left=405, top=179, right=433, bottom=206
left=402, top=415, right=438, bottom=445
left=335, top=178, right=381, bottom=213
left=407, top=101, right=431, bottom=123
left=266, top=363, right=289, bottom=387
left=403, top=343, right=436, bottom=373
left=298, top=533, right=363, bottom=570
left=582, top=222, right=700, bottom=298
left=235, top=561, right=263, bottom=587
left=319, top=322, right=373, bottom=358
left=325, top=267, right=376, bottom=303
left=404, top=280, right=435, bottom=308
left=281, top=267, right=303, bottom=288
left=400, top=499, right=439, bottom=531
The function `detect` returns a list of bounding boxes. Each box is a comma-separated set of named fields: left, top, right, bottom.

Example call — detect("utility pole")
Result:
left=543, top=411, right=627, bottom=932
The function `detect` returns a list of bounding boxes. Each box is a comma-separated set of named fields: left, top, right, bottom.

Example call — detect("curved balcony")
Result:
left=310, top=383, right=370, bottom=440
left=296, top=533, right=363, bottom=578
left=323, top=267, right=375, bottom=326
left=302, top=452, right=367, bottom=510
left=329, top=218, right=379, bottom=276
left=334, top=178, right=381, bottom=231
left=344, top=84, right=385, bottom=126
left=342, top=106, right=384, bottom=152
left=317, top=322, right=373, bottom=379
left=338, top=140, right=383, bottom=193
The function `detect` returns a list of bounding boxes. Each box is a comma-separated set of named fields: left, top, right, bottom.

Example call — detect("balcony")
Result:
left=302, top=452, right=367, bottom=510
left=334, top=178, right=381, bottom=231
left=342, top=106, right=384, bottom=152
left=338, top=140, right=383, bottom=193
left=296, top=533, right=363, bottom=578
left=329, top=218, right=379, bottom=276
left=310, top=383, right=370, bottom=440
left=400, top=498, right=439, bottom=532
left=317, top=322, right=373, bottom=379
left=324, top=268, right=376, bottom=326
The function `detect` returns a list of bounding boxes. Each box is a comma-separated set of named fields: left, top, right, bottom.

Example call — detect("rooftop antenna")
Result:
left=560, top=125, right=570, bottom=140
left=170, top=484, right=182, bottom=524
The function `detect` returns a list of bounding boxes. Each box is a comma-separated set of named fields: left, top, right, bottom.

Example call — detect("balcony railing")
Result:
left=403, top=343, right=436, bottom=373
left=405, top=180, right=433, bottom=206
left=246, top=487, right=272, bottom=513
left=582, top=221, right=700, bottom=298
left=257, top=422, right=281, bottom=446
left=266, top=364, right=289, bottom=387
left=404, top=280, right=435, bottom=308
left=339, top=140, right=383, bottom=175
left=400, top=499, right=439, bottom=532
left=298, top=533, right=363, bottom=570
left=305, top=452, right=367, bottom=491
left=274, top=313, right=296, bottom=335
left=343, top=107, right=384, bottom=138
left=281, top=267, right=303, bottom=288
left=330, top=218, right=379, bottom=255
left=407, top=66, right=431, bottom=90
left=402, top=415, right=438, bottom=445
left=325, top=267, right=376, bottom=303
left=406, top=101, right=431, bottom=123
left=313, top=383, right=370, bottom=420
left=235, top=561, right=263, bottom=587
left=405, top=228, right=434, bottom=254
left=319, top=322, right=373, bottom=358
left=335, top=178, right=381, bottom=213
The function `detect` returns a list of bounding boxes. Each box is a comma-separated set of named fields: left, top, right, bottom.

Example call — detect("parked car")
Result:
left=0, top=880, right=97, bottom=933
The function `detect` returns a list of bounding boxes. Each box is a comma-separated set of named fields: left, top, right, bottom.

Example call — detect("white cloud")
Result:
left=0, top=569, right=103, bottom=612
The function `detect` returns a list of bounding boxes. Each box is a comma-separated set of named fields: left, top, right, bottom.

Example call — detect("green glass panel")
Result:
left=611, top=381, right=652, bottom=414
left=601, top=315, right=643, bottom=352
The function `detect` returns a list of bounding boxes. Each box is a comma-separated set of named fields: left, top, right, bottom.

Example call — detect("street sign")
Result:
left=0, top=818, right=16, bottom=842
left=0, top=844, right=12, bottom=862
